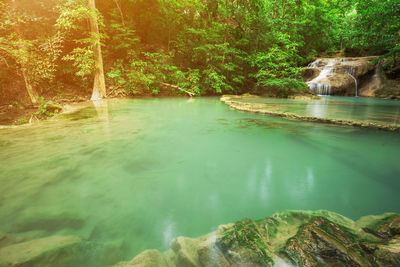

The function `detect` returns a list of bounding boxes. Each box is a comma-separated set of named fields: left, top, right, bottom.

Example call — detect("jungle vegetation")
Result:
left=0, top=0, right=399, bottom=105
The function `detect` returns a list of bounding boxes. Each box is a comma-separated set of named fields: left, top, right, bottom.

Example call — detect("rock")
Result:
left=169, top=234, right=231, bottom=267
left=288, top=94, right=321, bottom=100
left=216, top=219, right=274, bottom=266
left=376, top=215, right=400, bottom=238
left=12, top=214, right=85, bottom=233
left=220, top=95, right=400, bottom=132
left=196, top=233, right=230, bottom=267
left=359, top=69, right=384, bottom=97
left=302, top=67, right=321, bottom=82
left=306, top=57, right=379, bottom=96
left=171, top=237, right=201, bottom=267
left=364, top=215, right=400, bottom=240
left=115, top=249, right=170, bottom=267
left=118, top=211, right=400, bottom=267
left=0, top=235, right=81, bottom=266
left=283, top=217, right=372, bottom=266
left=372, top=239, right=400, bottom=266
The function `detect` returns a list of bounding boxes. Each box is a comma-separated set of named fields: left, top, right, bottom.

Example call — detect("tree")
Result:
left=9, top=0, right=39, bottom=104
left=88, top=0, right=107, bottom=100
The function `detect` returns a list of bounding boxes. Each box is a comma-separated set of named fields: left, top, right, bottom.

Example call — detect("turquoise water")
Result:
left=0, top=97, right=400, bottom=266
left=234, top=96, right=400, bottom=124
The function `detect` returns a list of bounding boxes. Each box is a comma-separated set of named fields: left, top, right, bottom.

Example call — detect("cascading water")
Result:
left=347, top=73, right=358, bottom=97
left=307, top=59, right=337, bottom=95
left=307, top=58, right=359, bottom=96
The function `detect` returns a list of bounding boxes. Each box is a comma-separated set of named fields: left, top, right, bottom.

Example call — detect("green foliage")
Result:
left=1, top=0, right=399, bottom=102
left=34, top=97, right=61, bottom=118
left=13, top=118, right=28, bottom=125
left=0, top=1, right=64, bottom=92
left=107, top=51, right=201, bottom=95
left=351, top=0, right=400, bottom=57
left=62, top=47, right=95, bottom=79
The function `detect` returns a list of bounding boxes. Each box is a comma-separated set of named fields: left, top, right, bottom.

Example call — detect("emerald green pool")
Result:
left=0, top=97, right=399, bottom=266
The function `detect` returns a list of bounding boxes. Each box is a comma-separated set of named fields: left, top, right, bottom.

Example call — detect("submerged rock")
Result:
left=0, top=235, right=81, bottom=266
left=116, top=210, right=400, bottom=267
left=220, top=95, right=400, bottom=132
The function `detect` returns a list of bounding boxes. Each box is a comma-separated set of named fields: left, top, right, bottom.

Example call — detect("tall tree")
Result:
left=11, top=0, right=39, bottom=104
left=88, top=0, right=107, bottom=100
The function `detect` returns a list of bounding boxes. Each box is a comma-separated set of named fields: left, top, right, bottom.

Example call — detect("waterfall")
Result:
left=306, top=58, right=360, bottom=96
left=308, top=59, right=321, bottom=68
left=306, top=59, right=338, bottom=96
left=347, top=73, right=358, bottom=97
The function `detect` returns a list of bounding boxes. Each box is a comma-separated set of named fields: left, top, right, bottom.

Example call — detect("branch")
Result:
left=112, top=0, right=125, bottom=26
left=0, top=56, right=9, bottom=67
left=159, top=82, right=195, bottom=97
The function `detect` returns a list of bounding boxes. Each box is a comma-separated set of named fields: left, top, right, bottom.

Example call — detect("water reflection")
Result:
left=92, top=99, right=110, bottom=122
left=305, top=101, right=328, bottom=117
left=0, top=98, right=399, bottom=266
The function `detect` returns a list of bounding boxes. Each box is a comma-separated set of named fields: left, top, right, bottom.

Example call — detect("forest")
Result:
left=0, top=0, right=399, bottom=122
left=1, top=1, right=400, bottom=266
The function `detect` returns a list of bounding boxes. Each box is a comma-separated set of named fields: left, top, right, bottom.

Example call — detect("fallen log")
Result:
left=159, top=82, right=195, bottom=97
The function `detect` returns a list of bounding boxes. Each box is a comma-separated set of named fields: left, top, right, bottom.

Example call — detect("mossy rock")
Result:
left=375, top=87, right=400, bottom=99
left=116, top=211, right=400, bottom=267
left=282, top=217, right=371, bottom=266
left=0, top=235, right=81, bottom=267
left=216, top=219, right=274, bottom=266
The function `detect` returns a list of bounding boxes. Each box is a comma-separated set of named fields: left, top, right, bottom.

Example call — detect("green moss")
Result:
left=375, top=87, right=400, bottom=99
left=217, top=219, right=273, bottom=265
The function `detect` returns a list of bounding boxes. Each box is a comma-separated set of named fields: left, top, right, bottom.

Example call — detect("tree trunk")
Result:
left=88, top=0, right=107, bottom=100
left=21, top=68, right=39, bottom=104
left=112, top=0, right=125, bottom=26
left=12, top=0, right=38, bottom=104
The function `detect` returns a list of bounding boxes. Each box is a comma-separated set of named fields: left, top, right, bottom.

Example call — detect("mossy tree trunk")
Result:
left=88, top=0, right=107, bottom=101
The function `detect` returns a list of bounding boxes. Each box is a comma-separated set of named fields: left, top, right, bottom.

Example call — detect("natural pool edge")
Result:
left=220, top=95, right=400, bottom=132
left=116, top=210, right=400, bottom=267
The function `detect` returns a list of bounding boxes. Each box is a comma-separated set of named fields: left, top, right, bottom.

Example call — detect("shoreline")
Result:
left=1, top=93, right=400, bottom=130
left=220, top=95, right=400, bottom=133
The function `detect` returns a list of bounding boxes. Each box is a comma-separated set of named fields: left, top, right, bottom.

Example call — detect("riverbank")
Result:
left=115, top=210, right=400, bottom=267
left=2, top=85, right=400, bottom=128
left=0, top=85, right=198, bottom=126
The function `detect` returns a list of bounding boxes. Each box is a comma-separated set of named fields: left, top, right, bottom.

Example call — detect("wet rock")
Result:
left=306, top=57, right=378, bottom=95
left=216, top=219, right=274, bottom=266
left=0, top=235, right=81, bottom=266
left=372, top=239, right=400, bottom=266
left=115, top=249, right=170, bottom=267
left=197, top=242, right=230, bottom=267
left=283, top=217, right=371, bottom=266
left=376, top=215, right=400, bottom=239
left=220, top=95, right=400, bottom=132
left=171, top=237, right=201, bottom=267
left=169, top=234, right=231, bottom=267
left=118, top=211, right=400, bottom=267
left=364, top=215, right=400, bottom=240
left=302, top=67, right=321, bottom=82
